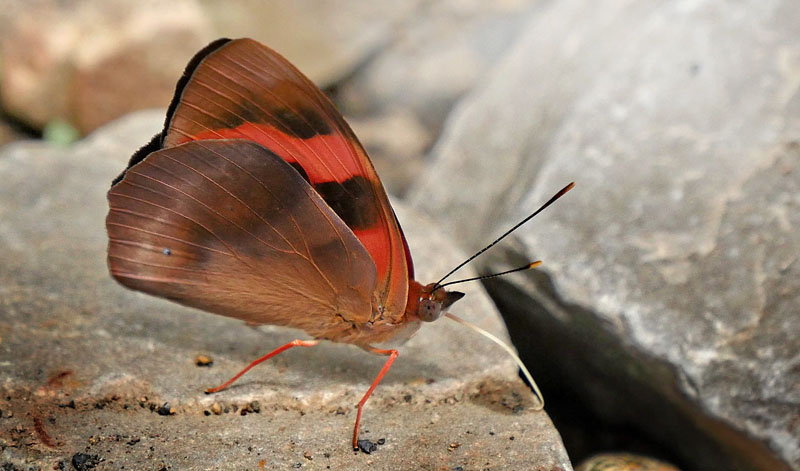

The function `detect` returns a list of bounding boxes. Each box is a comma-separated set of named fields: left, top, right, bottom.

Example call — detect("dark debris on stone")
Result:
left=70, top=453, right=101, bottom=471
left=156, top=402, right=174, bottom=416
left=356, top=439, right=378, bottom=454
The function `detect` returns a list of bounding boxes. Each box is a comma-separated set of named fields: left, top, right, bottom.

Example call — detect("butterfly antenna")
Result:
left=434, top=182, right=574, bottom=289
left=437, top=261, right=542, bottom=289
left=444, top=312, right=544, bottom=409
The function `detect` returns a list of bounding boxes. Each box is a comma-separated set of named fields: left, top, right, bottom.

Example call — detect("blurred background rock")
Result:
left=0, top=0, right=797, bottom=470
left=0, top=0, right=532, bottom=194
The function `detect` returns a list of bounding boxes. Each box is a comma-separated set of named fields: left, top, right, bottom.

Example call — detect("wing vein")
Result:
left=110, top=190, right=266, bottom=277
left=127, top=167, right=297, bottom=256
left=152, top=151, right=302, bottom=255
left=109, top=208, right=233, bottom=256
left=108, top=229, right=232, bottom=257
left=226, top=51, right=358, bottom=177
left=198, top=143, right=340, bottom=294
left=201, top=60, right=340, bottom=178
left=108, top=254, right=229, bottom=276
left=188, top=71, right=342, bottom=188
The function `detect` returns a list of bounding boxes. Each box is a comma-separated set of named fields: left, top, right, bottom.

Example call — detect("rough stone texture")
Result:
left=0, top=111, right=572, bottom=470
left=409, top=0, right=799, bottom=470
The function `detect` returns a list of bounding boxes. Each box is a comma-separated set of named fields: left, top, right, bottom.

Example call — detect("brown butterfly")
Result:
left=106, top=38, right=569, bottom=449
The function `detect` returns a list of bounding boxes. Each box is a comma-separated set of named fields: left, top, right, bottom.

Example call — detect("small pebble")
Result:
left=303, top=450, right=312, bottom=460
left=59, top=400, right=76, bottom=409
left=156, top=402, right=174, bottom=416
left=195, top=354, right=213, bottom=367
left=576, top=453, right=680, bottom=471
left=210, top=403, right=222, bottom=415
left=71, top=453, right=101, bottom=471
left=250, top=401, right=261, bottom=413
left=376, top=438, right=385, bottom=445
left=357, top=439, right=378, bottom=454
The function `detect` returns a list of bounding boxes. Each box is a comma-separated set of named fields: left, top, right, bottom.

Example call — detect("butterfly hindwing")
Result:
left=107, top=139, right=377, bottom=337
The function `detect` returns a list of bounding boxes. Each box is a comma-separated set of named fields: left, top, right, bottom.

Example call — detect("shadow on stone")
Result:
left=484, top=270, right=791, bottom=471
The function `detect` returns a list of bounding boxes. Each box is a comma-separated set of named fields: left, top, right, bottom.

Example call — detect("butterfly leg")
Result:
left=352, top=347, right=398, bottom=450
left=205, top=339, right=320, bottom=394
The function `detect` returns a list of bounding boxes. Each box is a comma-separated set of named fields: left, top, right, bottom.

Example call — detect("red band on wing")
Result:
left=181, top=123, right=360, bottom=187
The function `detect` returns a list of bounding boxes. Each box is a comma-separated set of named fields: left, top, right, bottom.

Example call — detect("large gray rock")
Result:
left=410, top=0, right=799, bottom=470
left=0, top=111, right=572, bottom=470
left=336, top=0, right=538, bottom=196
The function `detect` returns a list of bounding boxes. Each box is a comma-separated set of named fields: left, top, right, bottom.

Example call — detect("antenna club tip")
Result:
left=528, top=261, right=543, bottom=269
left=557, top=182, right=575, bottom=197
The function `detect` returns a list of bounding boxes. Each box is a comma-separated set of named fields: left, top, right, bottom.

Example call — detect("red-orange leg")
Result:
left=352, top=347, right=398, bottom=450
left=205, top=339, right=320, bottom=394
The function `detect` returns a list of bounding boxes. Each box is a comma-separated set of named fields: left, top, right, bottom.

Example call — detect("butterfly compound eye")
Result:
left=418, top=298, right=442, bottom=322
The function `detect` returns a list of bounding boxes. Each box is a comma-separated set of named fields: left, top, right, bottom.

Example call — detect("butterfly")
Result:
left=106, top=38, right=568, bottom=450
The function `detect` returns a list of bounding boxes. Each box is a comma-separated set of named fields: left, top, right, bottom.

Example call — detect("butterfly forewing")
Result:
left=107, top=140, right=376, bottom=336
left=151, top=38, right=410, bottom=318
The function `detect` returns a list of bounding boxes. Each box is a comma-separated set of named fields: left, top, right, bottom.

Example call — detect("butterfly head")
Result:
left=417, top=284, right=465, bottom=322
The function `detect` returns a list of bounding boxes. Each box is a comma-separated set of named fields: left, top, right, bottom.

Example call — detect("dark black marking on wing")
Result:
left=313, top=176, right=379, bottom=230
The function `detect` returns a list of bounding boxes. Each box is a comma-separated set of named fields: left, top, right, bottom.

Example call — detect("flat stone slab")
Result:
left=0, top=111, right=572, bottom=470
